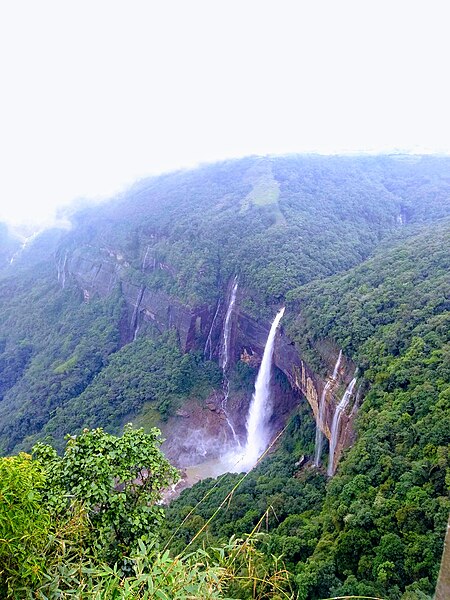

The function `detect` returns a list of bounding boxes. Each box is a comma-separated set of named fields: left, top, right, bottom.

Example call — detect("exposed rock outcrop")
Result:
left=66, top=250, right=211, bottom=351
left=236, top=310, right=359, bottom=472
left=64, top=247, right=360, bottom=473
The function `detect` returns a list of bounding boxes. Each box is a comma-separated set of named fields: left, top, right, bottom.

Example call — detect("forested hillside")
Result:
left=0, top=154, right=449, bottom=598
left=164, top=220, right=450, bottom=598
left=1, top=155, right=449, bottom=454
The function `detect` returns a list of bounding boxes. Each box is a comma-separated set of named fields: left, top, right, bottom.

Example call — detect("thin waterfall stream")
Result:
left=219, top=277, right=238, bottom=371
left=327, top=376, right=357, bottom=477
left=314, top=349, right=342, bottom=467
left=204, top=299, right=221, bottom=361
left=219, top=277, right=240, bottom=444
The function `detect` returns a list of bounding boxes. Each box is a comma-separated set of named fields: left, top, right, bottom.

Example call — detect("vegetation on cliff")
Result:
left=0, top=155, right=449, bottom=598
left=1, top=426, right=292, bottom=599
left=164, top=220, right=450, bottom=598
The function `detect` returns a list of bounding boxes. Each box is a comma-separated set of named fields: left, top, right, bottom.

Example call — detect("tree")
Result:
left=0, top=453, right=51, bottom=595
left=32, top=424, right=179, bottom=563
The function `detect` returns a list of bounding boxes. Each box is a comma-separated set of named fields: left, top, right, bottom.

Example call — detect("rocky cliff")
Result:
left=63, top=246, right=360, bottom=473
left=66, top=248, right=209, bottom=351
left=235, top=310, right=359, bottom=470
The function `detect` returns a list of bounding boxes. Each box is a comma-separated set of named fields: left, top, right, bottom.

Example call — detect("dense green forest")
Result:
left=164, top=220, right=450, bottom=598
left=1, top=155, right=449, bottom=453
left=0, top=154, right=449, bottom=598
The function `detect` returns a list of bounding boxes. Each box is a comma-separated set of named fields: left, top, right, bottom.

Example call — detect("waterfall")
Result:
left=60, top=252, right=68, bottom=289
left=204, top=299, right=221, bottom=360
left=332, top=349, right=342, bottom=379
left=131, top=287, right=145, bottom=340
left=56, top=251, right=68, bottom=288
left=222, top=378, right=240, bottom=446
left=314, top=381, right=331, bottom=467
left=142, top=246, right=150, bottom=272
left=219, top=277, right=238, bottom=372
left=10, top=231, right=39, bottom=265
left=327, top=376, right=357, bottom=477
left=218, top=278, right=239, bottom=443
left=314, top=350, right=343, bottom=467
left=239, top=307, right=285, bottom=471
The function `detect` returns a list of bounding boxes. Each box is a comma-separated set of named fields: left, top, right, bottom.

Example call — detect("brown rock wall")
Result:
left=66, top=250, right=360, bottom=472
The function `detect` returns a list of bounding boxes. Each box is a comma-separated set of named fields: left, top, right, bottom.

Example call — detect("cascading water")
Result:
left=314, top=350, right=342, bottom=467
left=10, top=231, right=40, bottom=266
left=142, top=246, right=150, bottom=272
left=219, top=277, right=238, bottom=372
left=332, top=349, right=342, bottom=380
left=238, top=307, right=285, bottom=471
left=314, top=381, right=331, bottom=467
left=222, top=379, right=240, bottom=445
left=218, top=278, right=239, bottom=444
left=131, top=286, right=145, bottom=340
left=204, top=300, right=221, bottom=360
left=175, top=306, right=283, bottom=488
left=327, top=376, right=357, bottom=477
left=57, top=251, right=68, bottom=288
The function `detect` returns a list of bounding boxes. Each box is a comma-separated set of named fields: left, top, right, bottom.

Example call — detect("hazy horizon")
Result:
left=3, top=149, right=449, bottom=233
left=1, top=1, right=449, bottom=227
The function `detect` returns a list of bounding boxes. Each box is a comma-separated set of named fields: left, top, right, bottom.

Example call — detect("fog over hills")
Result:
left=0, top=154, right=449, bottom=598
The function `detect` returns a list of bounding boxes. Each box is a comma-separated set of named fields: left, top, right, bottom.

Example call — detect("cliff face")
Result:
left=67, top=249, right=209, bottom=351
left=236, top=311, right=358, bottom=469
left=65, top=248, right=359, bottom=472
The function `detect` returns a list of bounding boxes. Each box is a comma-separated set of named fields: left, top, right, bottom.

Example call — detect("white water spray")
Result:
left=327, top=376, right=357, bottom=477
left=314, top=350, right=342, bottom=467
left=10, top=231, right=41, bottom=265
left=59, top=252, right=68, bottom=289
left=221, top=379, right=240, bottom=445
left=131, top=287, right=145, bottom=340
left=239, top=307, right=285, bottom=471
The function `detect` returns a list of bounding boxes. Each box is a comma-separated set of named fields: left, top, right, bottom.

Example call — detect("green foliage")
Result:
left=163, top=221, right=450, bottom=598
left=162, top=404, right=324, bottom=561
left=30, top=536, right=294, bottom=599
left=286, top=222, right=450, bottom=597
left=1, top=155, right=450, bottom=597
left=0, top=454, right=51, bottom=595
left=30, top=333, right=222, bottom=450
left=33, top=425, right=179, bottom=564
left=0, top=264, right=122, bottom=453
left=64, top=155, right=450, bottom=311
left=1, top=435, right=294, bottom=599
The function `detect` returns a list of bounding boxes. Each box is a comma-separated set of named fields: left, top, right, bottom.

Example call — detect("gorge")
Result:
left=1, top=154, right=449, bottom=599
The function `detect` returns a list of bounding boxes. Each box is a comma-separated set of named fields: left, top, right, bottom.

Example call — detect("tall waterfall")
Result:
left=219, top=277, right=238, bottom=372
left=204, top=300, right=221, bottom=360
left=239, top=307, right=285, bottom=471
left=327, top=376, right=357, bottom=477
left=314, top=350, right=342, bottom=467
left=314, top=381, right=331, bottom=467
left=332, top=349, right=342, bottom=380
left=217, top=278, right=239, bottom=444
left=142, top=246, right=150, bottom=272
left=57, top=251, right=68, bottom=289
left=131, top=286, right=145, bottom=340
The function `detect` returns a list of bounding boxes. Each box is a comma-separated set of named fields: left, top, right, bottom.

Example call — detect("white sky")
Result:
left=0, top=0, right=449, bottom=227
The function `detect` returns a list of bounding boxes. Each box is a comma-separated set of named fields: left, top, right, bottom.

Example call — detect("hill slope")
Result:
left=0, top=154, right=449, bottom=598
